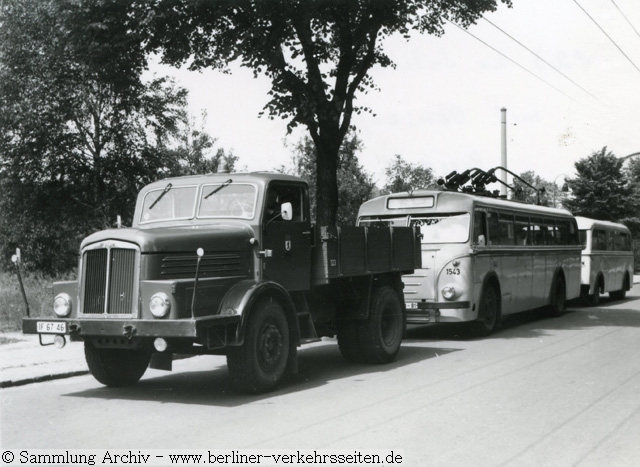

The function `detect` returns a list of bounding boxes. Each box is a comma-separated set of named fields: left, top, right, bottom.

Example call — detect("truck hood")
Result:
left=81, top=224, right=256, bottom=254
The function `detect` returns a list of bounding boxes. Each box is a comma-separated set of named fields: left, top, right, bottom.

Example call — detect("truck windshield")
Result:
left=410, top=213, right=470, bottom=244
left=140, top=185, right=198, bottom=224
left=198, top=183, right=257, bottom=219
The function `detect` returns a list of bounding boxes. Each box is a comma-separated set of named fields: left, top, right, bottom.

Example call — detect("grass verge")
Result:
left=0, top=269, right=75, bottom=332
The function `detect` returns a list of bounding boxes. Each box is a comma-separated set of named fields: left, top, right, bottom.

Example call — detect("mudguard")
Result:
left=219, top=279, right=301, bottom=347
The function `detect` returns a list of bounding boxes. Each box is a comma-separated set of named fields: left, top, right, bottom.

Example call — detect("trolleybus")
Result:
left=358, top=189, right=582, bottom=335
left=576, top=216, right=634, bottom=305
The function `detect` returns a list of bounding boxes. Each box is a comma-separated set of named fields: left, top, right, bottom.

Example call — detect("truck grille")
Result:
left=82, top=244, right=138, bottom=315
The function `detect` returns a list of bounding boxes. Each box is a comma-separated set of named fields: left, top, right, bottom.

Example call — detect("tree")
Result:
left=132, top=0, right=512, bottom=224
left=509, top=171, right=568, bottom=207
left=287, top=133, right=375, bottom=225
left=0, top=0, right=221, bottom=272
left=382, top=155, right=435, bottom=194
left=563, top=147, right=634, bottom=221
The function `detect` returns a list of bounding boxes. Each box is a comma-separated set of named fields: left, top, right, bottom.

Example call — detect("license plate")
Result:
left=37, top=321, right=67, bottom=334
left=405, top=302, right=418, bottom=309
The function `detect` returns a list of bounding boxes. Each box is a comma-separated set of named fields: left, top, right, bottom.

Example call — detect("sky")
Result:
left=148, top=0, right=640, bottom=189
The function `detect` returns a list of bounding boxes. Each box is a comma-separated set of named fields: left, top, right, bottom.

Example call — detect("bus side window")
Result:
left=499, top=213, right=515, bottom=245
left=515, top=216, right=529, bottom=245
left=594, top=229, right=607, bottom=251
left=556, top=220, right=570, bottom=245
left=530, top=218, right=544, bottom=245
left=544, top=220, right=557, bottom=245
left=487, top=211, right=500, bottom=246
left=474, top=210, right=487, bottom=246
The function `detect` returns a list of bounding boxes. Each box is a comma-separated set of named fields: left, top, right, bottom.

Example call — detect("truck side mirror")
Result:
left=281, top=202, right=293, bottom=221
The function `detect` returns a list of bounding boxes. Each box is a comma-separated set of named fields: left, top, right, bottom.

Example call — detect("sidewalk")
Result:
left=0, top=332, right=88, bottom=388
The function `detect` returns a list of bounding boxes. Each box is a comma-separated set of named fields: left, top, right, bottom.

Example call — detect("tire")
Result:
left=587, top=278, right=602, bottom=306
left=356, top=285, right=404, bottom=364
left=549, top=275, right=567, bottom=316
left=473, top=284, right=500, bottom=336
left=337, top=319, right=365, bottom=363
left=227, top=299, right=290, bottom=394
left=84, top=341, right=151, bottom=387
left=609, top=274, right=629, bottom=300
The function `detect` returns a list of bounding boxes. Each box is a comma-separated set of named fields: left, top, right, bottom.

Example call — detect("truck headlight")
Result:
left=53, top=293, right=72, bottom=317
left=442, top=286, right=456, bottom=301
left=150, top=293, right=171, bottom=318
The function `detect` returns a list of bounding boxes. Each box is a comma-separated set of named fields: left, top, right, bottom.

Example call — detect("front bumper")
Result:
left=23, top=315, right=240, bottom=340
left=405, top=301, right=472, bottom=324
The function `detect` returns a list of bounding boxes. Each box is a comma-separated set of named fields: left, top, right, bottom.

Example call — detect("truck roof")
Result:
left=142, top=172, right=306, bottom=190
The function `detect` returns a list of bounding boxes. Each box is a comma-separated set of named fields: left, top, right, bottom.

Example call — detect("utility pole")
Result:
left=500, top=108, right=507, bottom=197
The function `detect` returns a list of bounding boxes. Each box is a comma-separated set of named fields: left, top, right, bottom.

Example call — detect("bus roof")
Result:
left=575, top=216, right=631, bottom=233
left=358, top=189, right=575, bottom=219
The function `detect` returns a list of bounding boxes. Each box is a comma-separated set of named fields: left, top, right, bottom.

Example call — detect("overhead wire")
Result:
left=446, top=20, right=574, bottom=100
left=482, top=17, right=599, bottom=101
left=611, top=0, right=640, bottom=41
left=572, top=0, right=640, bottom=75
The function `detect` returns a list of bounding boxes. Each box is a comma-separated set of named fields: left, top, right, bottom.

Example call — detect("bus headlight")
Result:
left=53, top=293, right=72, bottom=317
left=442, top=286, right=456, bottom=301
left=150, top=293, right=171, bottom=318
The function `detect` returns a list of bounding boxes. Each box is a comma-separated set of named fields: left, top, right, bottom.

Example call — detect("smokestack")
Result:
left=500, top=108, right=507, bottom=197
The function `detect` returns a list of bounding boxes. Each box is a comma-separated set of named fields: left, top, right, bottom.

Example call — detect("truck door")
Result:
left=262, top=182, right=312, bottom=291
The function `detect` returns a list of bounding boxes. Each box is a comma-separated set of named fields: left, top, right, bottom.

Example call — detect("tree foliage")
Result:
left=0, top=0, right=223, bottom=273
left=562, top=147, right=634, bottom=222
left=510, top=171, right=568, bottom=208
left=382, top=155, right=435, bottom=194
left=132, top=0, right=512, bottom=224
left=287, top=133, right=375, bottom=225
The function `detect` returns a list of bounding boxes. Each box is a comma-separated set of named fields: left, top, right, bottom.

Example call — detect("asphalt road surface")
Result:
left=2, top=285, right=640, bottom=466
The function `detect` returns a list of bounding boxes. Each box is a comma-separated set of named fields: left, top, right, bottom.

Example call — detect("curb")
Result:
left=0, top=370, right=89, bottom=389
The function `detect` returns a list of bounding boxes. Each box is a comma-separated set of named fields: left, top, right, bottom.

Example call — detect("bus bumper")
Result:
left=405, top=301, right=473, bottom=324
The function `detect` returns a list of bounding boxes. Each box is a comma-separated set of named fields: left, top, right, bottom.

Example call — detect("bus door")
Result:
left=473, top=209, right=494, bottom=297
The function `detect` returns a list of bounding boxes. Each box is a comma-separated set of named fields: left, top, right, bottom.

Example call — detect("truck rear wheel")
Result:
left=357, top=285, right=403, bottom=364
left=227, top=299, right=290, bottom=393
left=84, top=341, right=151, bottom=387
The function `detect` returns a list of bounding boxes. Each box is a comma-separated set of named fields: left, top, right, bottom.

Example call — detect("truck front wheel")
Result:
left=357, top=285, right=403, bottom=364
left=227, top=299, right=290, bottom=393
left=84, top=341, right=151, bottom=387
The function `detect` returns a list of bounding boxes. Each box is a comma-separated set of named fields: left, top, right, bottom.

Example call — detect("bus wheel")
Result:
left=549, top=276, right=567, bottom=316
left=609, top=274, right=629, bottom=300
left=227, top=300, right=290, bottom=394
left=337, top=319, right=365, bottom=363
left=84, top=341, right=151, bottom=387
left=357, top=285, right=404, bottom=364
left=587, top=277, right=602, bottom=306
left=474, top=285, right=500, bottom=336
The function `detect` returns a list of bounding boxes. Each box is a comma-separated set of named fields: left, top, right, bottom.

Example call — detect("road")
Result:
left=2, top=285, right=640, bottom=466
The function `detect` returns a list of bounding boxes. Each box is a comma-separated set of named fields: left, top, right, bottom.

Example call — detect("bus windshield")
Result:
left=411, top=213, right=470, bottom=244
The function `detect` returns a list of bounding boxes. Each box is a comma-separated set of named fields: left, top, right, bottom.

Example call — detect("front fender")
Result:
left=219, top=280, right=300, bottom=347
